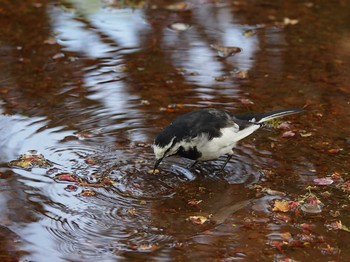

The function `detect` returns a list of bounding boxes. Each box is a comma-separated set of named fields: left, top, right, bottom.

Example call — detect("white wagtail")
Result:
left=152, top=108, right=302, bottom=172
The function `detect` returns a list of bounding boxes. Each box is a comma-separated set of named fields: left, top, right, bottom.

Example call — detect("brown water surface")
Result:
left=0, top=0, right=349, bottom=261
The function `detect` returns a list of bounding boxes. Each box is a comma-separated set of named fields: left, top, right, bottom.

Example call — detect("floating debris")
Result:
left=210, top=44, right=242, bottom=58
left=8, top=151, right=52, bottom=170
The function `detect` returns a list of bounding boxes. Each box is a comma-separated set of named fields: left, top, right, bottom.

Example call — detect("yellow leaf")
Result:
left=272, top=200, right=290, bottom=212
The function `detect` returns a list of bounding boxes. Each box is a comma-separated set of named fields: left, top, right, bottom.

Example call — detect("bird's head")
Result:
left=152, top=137, right=179, bottom=173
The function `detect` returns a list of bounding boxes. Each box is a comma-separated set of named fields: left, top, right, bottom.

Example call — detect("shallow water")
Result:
left=0, top=0, right=350, bottom=261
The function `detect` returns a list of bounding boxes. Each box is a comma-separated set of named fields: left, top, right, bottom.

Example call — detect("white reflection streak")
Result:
left=49, top=6, right=113, bottom=57
left=48, top=3, right=151, bottom=139
left=164, top=5, right=258, bottom=94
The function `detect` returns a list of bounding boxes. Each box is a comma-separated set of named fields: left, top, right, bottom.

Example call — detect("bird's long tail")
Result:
left=235, top=108, right=303, bottom=123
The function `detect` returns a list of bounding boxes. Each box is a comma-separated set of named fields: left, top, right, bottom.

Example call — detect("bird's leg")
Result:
left=220, top=154, right=233, bottom=172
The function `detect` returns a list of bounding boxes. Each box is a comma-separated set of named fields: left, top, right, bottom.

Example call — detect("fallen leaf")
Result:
left=127, top=207, right=137, bottom=215
left=281, top=232, right=292, bottom=240
left=55, top=173, right=80, bottom=183
left=64, top=185, right=78, bottom=192
left=313, top=177, right=334, bottom=185
left=272, top=200, right=290, bottom=212
left=80, top=189, right=96, bottom=197
left=85, top=158, right=97, bottom=165
left=8, top=152, right=52, bottom=170
left=278, top=122, right=292, bottom=130
left=331, top=171, right=343, bottom=181
left=336, top=180, right=350, bottom=192
left=186, top=215, right=210, bottom=225
left=187, top=199, right=203, bottom=207
left=328, top=148, right=342, bottom=154
left=282, top=131, right=296, bottom=138
left=101, top=177, right=116, bottom=186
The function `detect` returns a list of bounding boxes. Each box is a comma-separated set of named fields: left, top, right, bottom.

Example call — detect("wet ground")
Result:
left=0, top=0, right=350, bottom=261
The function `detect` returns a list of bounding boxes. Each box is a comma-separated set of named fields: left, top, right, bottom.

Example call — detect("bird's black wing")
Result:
left=154, top=108, right=236, bottom=147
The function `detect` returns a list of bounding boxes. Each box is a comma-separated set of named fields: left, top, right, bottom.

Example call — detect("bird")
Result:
left=152, top=108, right=303, bottom=172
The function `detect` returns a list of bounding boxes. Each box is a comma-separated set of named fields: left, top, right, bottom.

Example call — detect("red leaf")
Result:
left=55, top=173, right=79, bottom=182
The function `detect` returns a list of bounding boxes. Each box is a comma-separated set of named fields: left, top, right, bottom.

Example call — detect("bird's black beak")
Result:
left=152, top=158, right=163, bottom=174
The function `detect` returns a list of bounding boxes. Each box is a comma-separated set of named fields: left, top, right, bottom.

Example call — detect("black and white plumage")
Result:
left=152, top=108, right=302, bottom=172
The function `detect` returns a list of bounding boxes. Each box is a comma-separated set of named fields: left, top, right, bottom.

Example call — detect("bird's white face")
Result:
left=153, top=137, right=177, bottom=160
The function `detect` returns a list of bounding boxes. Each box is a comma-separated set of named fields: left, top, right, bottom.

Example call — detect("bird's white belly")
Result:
left=196, top=125, right=260, bottom=161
